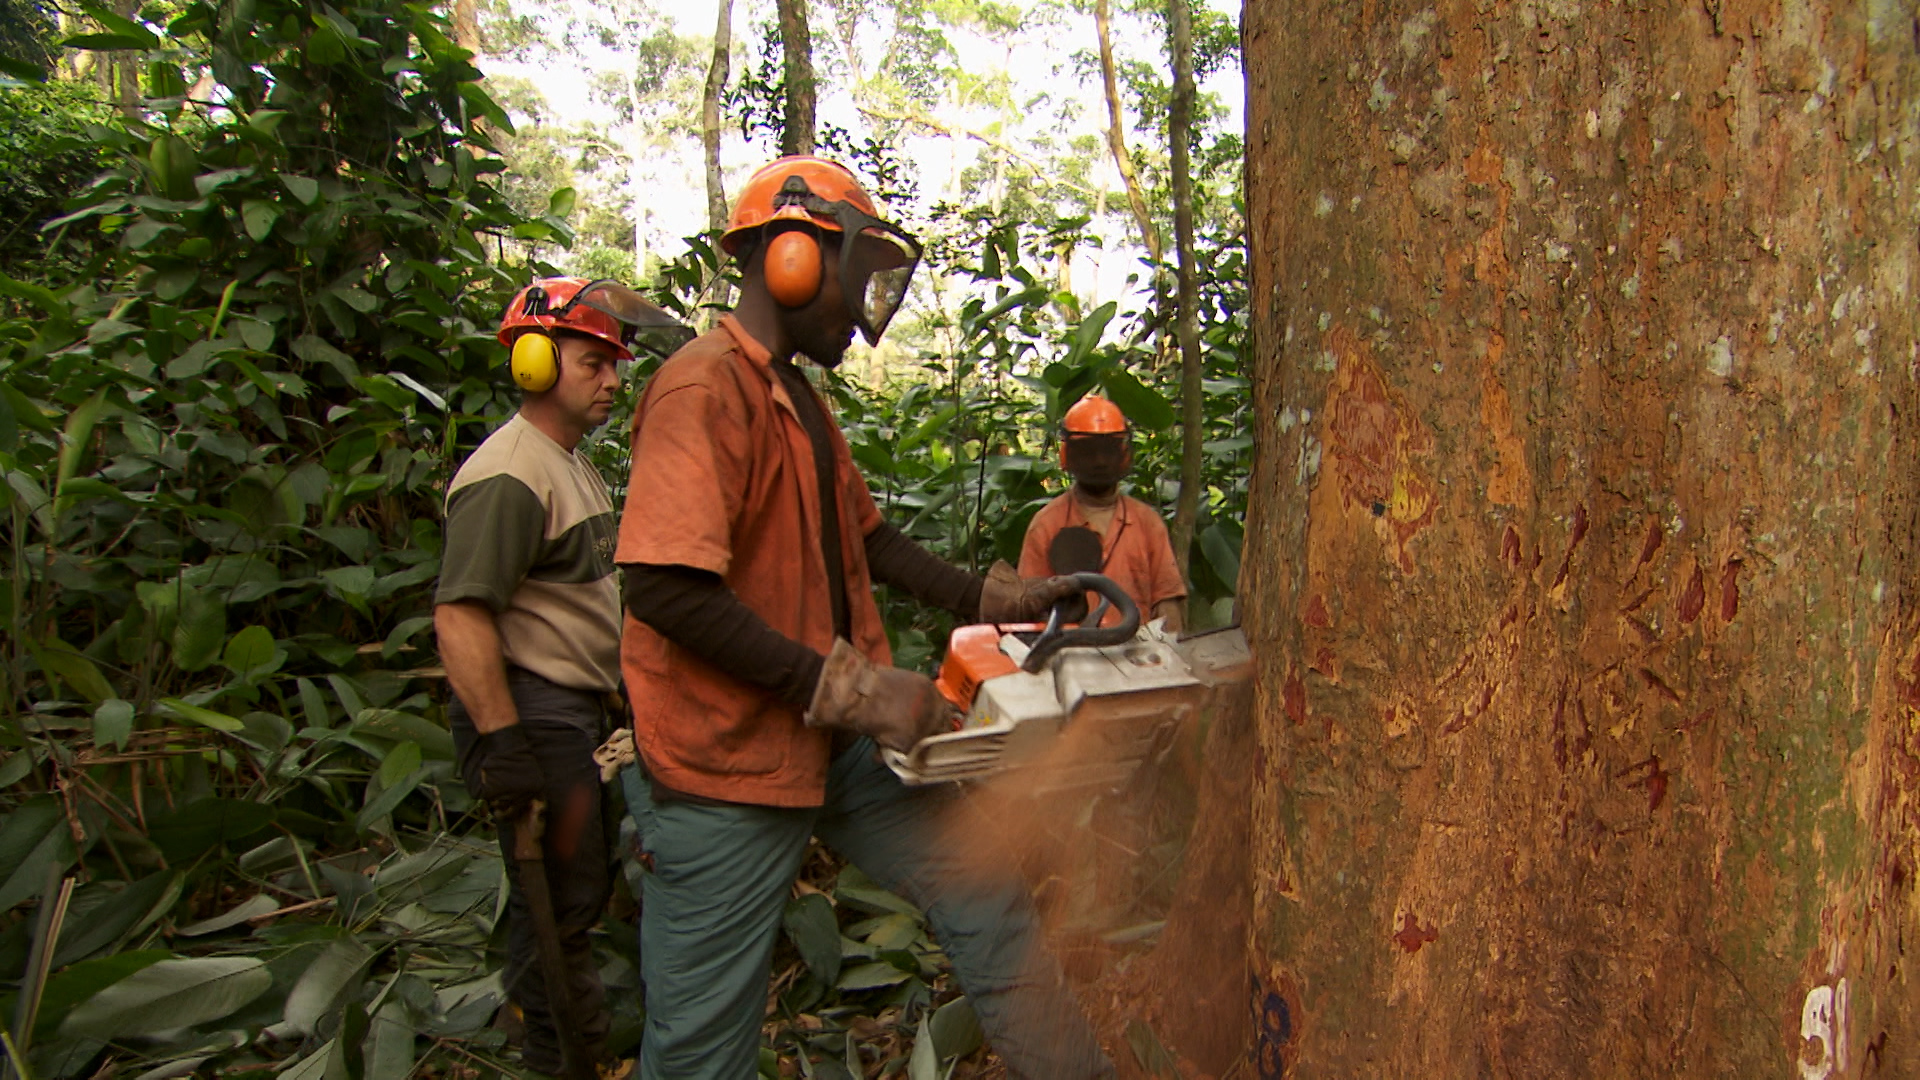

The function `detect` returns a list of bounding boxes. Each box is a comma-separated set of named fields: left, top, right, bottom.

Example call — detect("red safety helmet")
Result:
left=497, top=277, right=692, bottom=392
left=722, top=156, right=921, bottom=345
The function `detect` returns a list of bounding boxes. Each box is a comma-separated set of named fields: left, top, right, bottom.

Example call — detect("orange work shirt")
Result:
left=1018, top=492, right=1187, bottom=627
left=614, top=317, right=890, bottom=807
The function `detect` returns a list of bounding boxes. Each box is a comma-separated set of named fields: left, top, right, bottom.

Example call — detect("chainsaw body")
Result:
left=881, top=574, right=1250, bottom=789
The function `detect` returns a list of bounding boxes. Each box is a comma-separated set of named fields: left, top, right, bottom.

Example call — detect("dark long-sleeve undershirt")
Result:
left=621, top=525, right=984, bottom=706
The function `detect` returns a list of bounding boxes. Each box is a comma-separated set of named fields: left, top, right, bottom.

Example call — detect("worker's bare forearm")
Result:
left=435, top=601, right=520, bottom=733
left=1152, top=598, right=1186, bottom=634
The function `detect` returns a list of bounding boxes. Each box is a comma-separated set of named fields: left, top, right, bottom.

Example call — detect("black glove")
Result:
left=459, top=723, right=545, bottom=818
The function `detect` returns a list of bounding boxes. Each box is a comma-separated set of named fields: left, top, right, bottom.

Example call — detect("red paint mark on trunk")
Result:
left=1304, top=593, right=1332, bottom=628
left=1568, top=503, right=1590, bottom=551
left=1501, top=525, right=1522, bottom=570
left=1312, top=647, right=1338, bottom=676
left=1618, top=755, right=1670, bottom=812
left=1636, top=517, right=1663, bottom=567
left=1677, top=565, right=1706, bottom=623
left=1442, top=682, right=1496, bottom=735
left=1720, top=558, right=1742, bottom=621
left=1284, top=671, right=1307, bottom=725
left=1551, top=683, right=1569, bottom=771
left=1392, top=912, right=1438, bottom=954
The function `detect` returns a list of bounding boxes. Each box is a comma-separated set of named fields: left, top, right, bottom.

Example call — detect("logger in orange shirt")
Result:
left=1019, top=395, right=1188, bottom=632
left=611, top=156, right=1114, bottom=1079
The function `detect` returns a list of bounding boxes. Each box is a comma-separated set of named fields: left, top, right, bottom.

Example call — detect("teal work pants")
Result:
left=622, top=739, right=1115, bottom=1080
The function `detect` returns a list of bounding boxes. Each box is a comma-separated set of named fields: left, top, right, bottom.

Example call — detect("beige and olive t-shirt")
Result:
left=435, top=413, right=620, bottom=692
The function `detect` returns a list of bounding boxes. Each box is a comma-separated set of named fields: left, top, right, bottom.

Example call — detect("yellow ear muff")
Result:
left=765, top=230, right=824, bottom=307
left=511, top=332, right=559, bottom=392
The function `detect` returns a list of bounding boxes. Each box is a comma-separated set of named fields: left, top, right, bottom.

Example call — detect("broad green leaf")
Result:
left=0, top=381, right=54, bottom=431
left=833, top=865, right=922, bottom=918
left=55, top=388, right=108, bottom=503
left=30, top=950, right=172, bottom=1040
left=1098, top=366, right=1178, bottom=431
left=280, top=174, right=321, bottom=205
left=51, top=871, right=181, bottom=966
left=366, top=1002, right=415, bottom=1080
left=223, top=625, right=281, bottom=679
left=307, top=25, right=347, bottom=64
left=279, top=1040, right=334, bottom=1080
left=285, top=936, right=373, bottom=1035
left=1200, top=523, right=1242, bottom=591
left=834, top=961, right=912, bottom=992
left=929, top=995, right=982, bottom=1060
left=176, top=892, right=279, bottom=936
left=355, top=768, right=423, bottom=832
left=147, top=797, right=275, bottom=863
left=546, top=186, right=576, bottom=217
left=171, top=585, right=226, bottom=671
left=60, top=31, right=153, bottom=49
left=242, top=199, right=281, bottom=241
left=907, top=1014, right=938, bottom=1080
left=0, top=55, right=46, bottom=81
left=298, top=677, right=333, bottom=729
left=782, top=893, right=842, bottom=987
left=34, top=636, right=114, bottom=703
left=77, top=3, right=160, bottom=46
left=194, top=166, right=255, bottom=195
left=149, top=135, right=197, bottom=200
left=94, top=699, right=135, bottom=751
left=0, top=796, right=77, bottom=911
left=0, top=749, right=34, bottom=787
left=293, top=334, right=360, bottom=380
left=157, top=697, right=244, bottom=732
left=381, top=615, right=434, bottom=660
left=60, top=956, right=272, bottom=1038
left=377, top=741, right=422, bottom=789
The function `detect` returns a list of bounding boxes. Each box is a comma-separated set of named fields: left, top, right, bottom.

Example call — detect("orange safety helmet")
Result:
left=721, top=156, right=921, bottom=345
left=497, top=277, right=691, bottom=392
left=1062, top=395, right=1129, bottom=436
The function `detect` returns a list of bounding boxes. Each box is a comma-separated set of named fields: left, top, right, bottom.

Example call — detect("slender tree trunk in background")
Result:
left=703, top=0, right=735, bottom=316
left=1094, top=0, right=1159, bottom=265
left=1242, top=2, right=1920, bottom=1076
left=1166, top=0, right=1202, bottom=591
left=110, top=0, right=139, bottom=117
left=451, top=0, right=478, bottom=53
left=776, top=0, right=816, bottom=157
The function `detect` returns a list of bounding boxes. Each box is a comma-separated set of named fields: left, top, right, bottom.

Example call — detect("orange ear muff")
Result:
left=765, top=230, right=823, bottom=307
left=511, top=332, right=559, bottom=392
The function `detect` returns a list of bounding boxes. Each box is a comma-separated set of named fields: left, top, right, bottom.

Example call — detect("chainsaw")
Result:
left=882, top=572, right=1251, bottom=789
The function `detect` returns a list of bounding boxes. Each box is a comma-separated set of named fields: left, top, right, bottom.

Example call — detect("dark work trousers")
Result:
left=449, top=667, right=615, bottom=1075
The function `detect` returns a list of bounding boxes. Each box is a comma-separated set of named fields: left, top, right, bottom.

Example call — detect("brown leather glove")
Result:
left=806, top=638, right=956, bottom=753
left=977, top=560, right=1082, bottom=623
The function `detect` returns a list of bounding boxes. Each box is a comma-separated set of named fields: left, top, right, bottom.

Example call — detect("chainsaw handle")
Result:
left=1020, top=572, right=1139, bottom=672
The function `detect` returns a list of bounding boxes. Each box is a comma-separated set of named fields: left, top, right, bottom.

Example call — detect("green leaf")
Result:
left=60, top=32, right=153, bottom=49
left=0, top=382, right=53, bottom=432
left=51, top=871, right=181, bottom=967
left=307, top=25, right=347, bottom=64
left=242, top=199, right=281, bottom=241
left=293, top=334, right=361, bottom=381
left=907, top=1015, right=938, bottom=1080
left=782, top=893, right=842, bottom=988
left=298, top=677, right=333, bottom=729
left=0, top=749, right=34, bottom=788
left=1200, top=523, right=1241, bottom=591
left=285, top=936, right=373, bottom=1036
left=94, top=699, right=135, bottom=751
left=280, top=174, right=321, bottom=205
left=30, top=950, right=171, bottom=1039
left=78, top=3, right=160, bottom=46
left=34, top=636, right=114, bottom=703
left=381, top=615, right=434, bottom=659
left=834, top=961, right=912, bottom=992
left=60, top=956, right=272, bottom=1038
left=175, top=892, right=279, bottom=936
left=366, top=1002, right=415, bottom=1080
left=833, top=865, right=922, bottom=918
left=223, top=625, right=281, bottom=679
left=194, top=167, right=256, bottom=196
left=1098, top=367, right=1178, bottom=431
left=146, top=797, right=275, bottom=863
left=377, top=741, right=422, bottom=789
left=157, top=697, right=244, bottom=732
left=55, top=388, right=109, bottom=509
left=171, top=585, right=226, bottom=671
left=546, top=186, right=576, bottom=217
left=929, top=995, right=983, bottom=1060
left=0, top=797, right=77, bottom=911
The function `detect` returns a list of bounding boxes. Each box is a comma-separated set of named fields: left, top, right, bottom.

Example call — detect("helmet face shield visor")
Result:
left=1062, top=432, right=1130, bottom=489
left=844, top=221, right=919, bottom=345
left=563, top=280, right=696, bottom=359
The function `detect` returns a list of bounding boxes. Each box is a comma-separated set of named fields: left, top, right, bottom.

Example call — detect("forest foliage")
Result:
left=0, top=0, right=1247, bottom=1075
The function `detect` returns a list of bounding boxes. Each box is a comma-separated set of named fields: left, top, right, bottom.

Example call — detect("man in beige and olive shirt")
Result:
left=434, top=277, right=676, bottom=1076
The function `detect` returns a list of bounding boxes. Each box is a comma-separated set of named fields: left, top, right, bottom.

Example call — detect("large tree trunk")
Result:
left=1242, top=2, right=1920, bottom=1077
left=776, top=0, right=816, bottom=156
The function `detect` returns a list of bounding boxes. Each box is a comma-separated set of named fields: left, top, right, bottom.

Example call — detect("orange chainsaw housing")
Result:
left=933, top=623, right=1039, bottom=713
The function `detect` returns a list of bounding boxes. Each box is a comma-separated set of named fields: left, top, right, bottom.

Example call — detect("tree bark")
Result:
left=776, top=0, right=816, bottom=157
left=451, top=0, right=479, bottom=53
left=702, top=0, right=734, bottom=234
left=1094, top=0, right=1159, bottom=264
left=1166, top=0, right=1202, bottom=591
left=1242, top=2, right=1920, bottom=1077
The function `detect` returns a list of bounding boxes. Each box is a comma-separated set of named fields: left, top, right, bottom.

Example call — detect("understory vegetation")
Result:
left=0, top=0, right=1247, bottom=1076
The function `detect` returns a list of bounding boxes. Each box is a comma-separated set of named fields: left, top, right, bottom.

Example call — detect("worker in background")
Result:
left=1019, top=395, right=1188, bottom=632
left=435, top=277, right=682, bottom=1078
left=612, top=155, right=1116, bottom=1079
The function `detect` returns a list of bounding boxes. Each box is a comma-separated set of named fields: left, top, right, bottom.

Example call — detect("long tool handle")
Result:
left=512, top=803, right=598, bottom=1080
